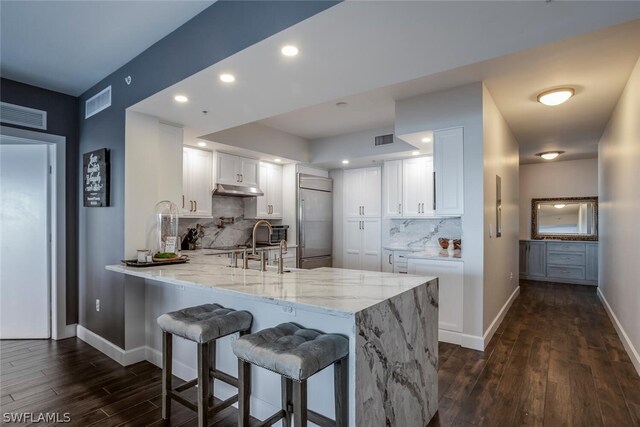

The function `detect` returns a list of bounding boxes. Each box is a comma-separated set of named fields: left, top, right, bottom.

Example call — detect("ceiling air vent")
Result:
left=0, top=102, right=47, bottom=130
left=85, top=86, right=112, bottom=119
left=374, top=133, right=394, bottom=146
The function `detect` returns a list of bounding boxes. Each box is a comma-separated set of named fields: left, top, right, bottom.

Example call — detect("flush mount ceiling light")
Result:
left=274, top=158, right=282, bottom=163
left=421, top=137, right=432, bottom=143
left=342, top=159, right=349, bottom=164
left=411, top=151, right=420, bottom=156
left=537, top=151, right=564, bottom=160
left=554, top=204, right=566, bottom=209
left=281, top=45, right=299, bottom=57
left=537, top=87, right=575, bottom=106
left=197, top=142, right=207, bottom=147
left=219, top=73, right=235, bottom=83
left=174, top=95, right=188, bottom=103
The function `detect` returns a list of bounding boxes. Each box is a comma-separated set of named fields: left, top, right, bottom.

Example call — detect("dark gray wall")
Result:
left=78, top=0, right=338, bottom=348
left=0, top=78, right=79, bottom=325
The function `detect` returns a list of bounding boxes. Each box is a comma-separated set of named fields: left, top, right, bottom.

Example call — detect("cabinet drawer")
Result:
left=547, top=242, right=585, bottom=252
left=393, top=251, right=410, bottom=264
left=547, top=251, right=585, bottom=267
left=547, top=265, right=585, bottom=281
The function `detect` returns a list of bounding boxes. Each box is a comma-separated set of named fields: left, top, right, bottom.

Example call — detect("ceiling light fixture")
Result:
left=554, top=204, right=566, bottom=209
left=274, top=158, right=282, bottom=163
left=197, top=142, right=207, bottom=147
left=219, top=73, right=235, bottom=83
left=421, top=137, right=432, bottom=143
left=342, top=159, right=349, bottom=165
left=537, top=87, right=575, bottom=106
left=174, top=95, right=188, bottom=103
left=281, top=45, right=299, bottom=57
left=412, top=151, right=420, bottom=156
left=537, top=151, right=564, bottom=160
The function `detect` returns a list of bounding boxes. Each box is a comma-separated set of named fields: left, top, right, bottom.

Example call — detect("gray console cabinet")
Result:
left=520, top=240, right=598, bottom=286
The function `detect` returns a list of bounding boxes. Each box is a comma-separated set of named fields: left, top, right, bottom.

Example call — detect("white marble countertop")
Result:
left=107, top=252, right=436, bottom=318
left=383, top=246, right=463, bottom=262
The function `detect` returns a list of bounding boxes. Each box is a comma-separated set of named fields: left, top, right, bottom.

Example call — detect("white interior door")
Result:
left=0, top=143, right=50, bottom=338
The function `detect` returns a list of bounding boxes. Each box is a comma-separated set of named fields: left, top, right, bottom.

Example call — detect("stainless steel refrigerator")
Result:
left=297, top=174, right=333, bottom=269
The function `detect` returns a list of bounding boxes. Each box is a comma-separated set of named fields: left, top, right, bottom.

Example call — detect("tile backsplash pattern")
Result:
left=388, top=217, right=462, bottom=250
left=179, top=196, right=273, bottom=249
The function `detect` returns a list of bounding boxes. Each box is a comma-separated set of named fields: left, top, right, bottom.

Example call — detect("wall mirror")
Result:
left=531, top=197, right=598, bottom=241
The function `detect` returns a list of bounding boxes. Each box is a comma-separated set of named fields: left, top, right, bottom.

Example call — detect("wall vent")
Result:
left=85, top=86, right=112, bottom=119
left=374, top=133, right=394, bottom=146
left=0, top=102, right=47, bottom=130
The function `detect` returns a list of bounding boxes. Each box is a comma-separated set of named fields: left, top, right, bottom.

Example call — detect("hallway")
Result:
left=431, top=281, right=640, bottom=426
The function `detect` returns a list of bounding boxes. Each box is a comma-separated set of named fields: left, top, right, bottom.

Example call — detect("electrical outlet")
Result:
left=510, top=272, right=514, bottom=280
left=95, top=299, right=100, bottom=312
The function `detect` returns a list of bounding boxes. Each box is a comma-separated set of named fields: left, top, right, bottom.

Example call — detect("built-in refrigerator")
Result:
left=297, top=174, right=333, bottom=269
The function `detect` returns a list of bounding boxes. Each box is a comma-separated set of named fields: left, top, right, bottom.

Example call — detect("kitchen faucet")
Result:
left=252, top=220, right=273, bottom=255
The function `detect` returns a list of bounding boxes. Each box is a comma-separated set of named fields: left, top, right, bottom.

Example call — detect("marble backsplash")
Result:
left=387, top=217, right=462, bottom=250
left=178, top=196, right=277, bottom=249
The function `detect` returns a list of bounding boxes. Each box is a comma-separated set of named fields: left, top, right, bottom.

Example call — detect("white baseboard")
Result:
left=77, top=325, right=146, bottom=366
left=53, top=323, right=77, bottom=340
left=439, top=330, right=484, bottom=351
left=597, top=288, right=640, bottom=376
left=482, top=285, right=520, bottom=348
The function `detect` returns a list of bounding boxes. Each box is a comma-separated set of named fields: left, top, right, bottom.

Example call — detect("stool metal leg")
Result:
left=197, top=342, right=210, bottom=427
left=281, top=377, right=293, bottom=427
left=162, top=331, right=172, bottom=420
left=334, top=357, right=348, bottom=427
left=238, top=359, right=251, bottom=427
left=293, top=380, right=307, bottom=427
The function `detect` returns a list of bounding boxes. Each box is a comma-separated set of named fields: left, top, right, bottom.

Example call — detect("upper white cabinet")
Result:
left=434, top=128, right=464, bottom=215
left=182, top=147, right=212, bottom=217
left=402, top=156, right=434, bottom=217
left=245, top=162, right=283, bottom=219
left=344, top=167, right=381, bottom=218
left=383, top=160, right=403, bottom=217
left=216, top=152, right=259, bottom=188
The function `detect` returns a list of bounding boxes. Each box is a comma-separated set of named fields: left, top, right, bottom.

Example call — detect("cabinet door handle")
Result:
left=190, top=200, right=194, bottom=212
left=389, top=254, right=392, bottom=264
left=422, top=202, right=425, bottom=213
left=398, top=203, right=402, bottom=214
left=194, top=200, right=197, bottom=211
left=433, top=171, right=436, bottom=211
left=240, top=174, right=243, bottom=182
left=182, top=195, right=185, bottom=209
left=418, top=203, right=421, bottom=214
left=236, top=174, right=239, bottom=182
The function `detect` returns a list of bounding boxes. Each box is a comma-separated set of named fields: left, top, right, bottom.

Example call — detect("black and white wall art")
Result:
left=83, top=148, right=109, bottom=207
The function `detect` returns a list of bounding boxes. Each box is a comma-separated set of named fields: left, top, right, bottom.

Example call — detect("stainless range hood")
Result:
left=212, top=183, right=263, bottom=197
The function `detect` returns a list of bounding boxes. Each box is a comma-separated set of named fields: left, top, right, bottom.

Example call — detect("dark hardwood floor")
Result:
left=1, top=281, right=639, bottom=426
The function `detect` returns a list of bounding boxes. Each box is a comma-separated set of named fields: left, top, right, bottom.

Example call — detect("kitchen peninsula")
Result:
left=107, top=252, right=438, bottom=426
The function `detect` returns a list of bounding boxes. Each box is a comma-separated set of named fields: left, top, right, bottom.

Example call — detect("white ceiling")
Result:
left=129, top=2, right=640, bottom=163
left=0, top=0, right=214, bottom=96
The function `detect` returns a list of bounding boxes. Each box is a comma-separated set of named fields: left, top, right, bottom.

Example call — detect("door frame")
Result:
left=0, top=126, right=74, bottom=340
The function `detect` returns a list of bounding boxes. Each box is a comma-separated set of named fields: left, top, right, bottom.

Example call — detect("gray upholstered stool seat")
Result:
left=232, top=322, right=348, bottom=381
left=157, top=303, right=252, bottom=343
left=232, top=322, right=349, bottom=427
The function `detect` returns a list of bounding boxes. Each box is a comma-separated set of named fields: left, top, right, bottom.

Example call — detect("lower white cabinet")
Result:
left=408, top=259, right=464, bottom=333
left=343, top=218, right=380, bottom=271
left=182, top=147, right=212, bottom=217
left=382, top=249, right=394, bottom=273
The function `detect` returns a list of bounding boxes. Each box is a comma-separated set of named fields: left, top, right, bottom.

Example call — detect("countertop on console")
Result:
left=107, top=252, right=436, bottom=318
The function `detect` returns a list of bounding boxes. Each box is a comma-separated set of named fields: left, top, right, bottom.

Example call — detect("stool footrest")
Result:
left=210, top=368, right=239, bottom=388
left=257, top=409, right=286, bottom=427
left=174, top=379, right=197, bottom=393
left=169, top=389, right=239, bottom=416
left=168, top=390, right=198, bottom=412
left=308, top=409, right=337, bottom=427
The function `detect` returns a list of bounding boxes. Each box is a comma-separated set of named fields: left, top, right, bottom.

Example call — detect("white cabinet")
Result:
left=383, top=160, right=403, bottom=217
left=402, top=156, right=434, bottom=217
left=343, top=218, right=380, bottom=271
left=408, top=259, right=464, bottom=333
left=434, top=128, right=464, bottom=215
left=245, top=162, right=282, bottom=219
left=182, top=147, right=212, bottom=217
left=216, top=152, right=259, bottom=188
left=344, top=167, right=381, bottom=218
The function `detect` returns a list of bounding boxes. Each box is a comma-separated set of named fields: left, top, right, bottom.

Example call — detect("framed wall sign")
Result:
left=83, top=148, right=110, bottom=207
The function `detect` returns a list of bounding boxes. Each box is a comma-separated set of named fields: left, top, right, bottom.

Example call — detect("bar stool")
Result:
left=157, top=303, right=252, bottom=427
left=232, top=322, right=349, bottom=427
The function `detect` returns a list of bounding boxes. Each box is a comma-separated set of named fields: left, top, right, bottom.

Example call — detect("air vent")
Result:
left=0, top=102, right=47, bottom=130
left=374, top=133, right=394, bottom=146
left=85, top=86, right=112, bottom=119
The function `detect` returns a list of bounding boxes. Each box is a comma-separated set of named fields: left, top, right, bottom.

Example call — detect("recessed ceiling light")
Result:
left=219, top=74, right=235, bottom=83
left=342, top=159, right=349, bottom=164
left=412, top=151, right=420, bottom=156
left=537, top=151, right=564, bottom=160
left=537, top=88, right=575, bottom=106
left=281, top=45, right=299, bottom=57
left=421, top=137, right=432, bottom=143
left=174, top=95, right=188, bottom=103
left=554, top=204, right=566, bottom=209
left=274, top=158, right=282, bottom=163
left=197, top=142, right=207, bottom=147
left=335, top=101, right=348, bottom=107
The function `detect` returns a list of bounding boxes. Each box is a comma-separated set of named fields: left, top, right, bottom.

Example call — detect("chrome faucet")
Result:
left=251, top=220, right=273, bottom=255
left=278, top=239, right=288, bottom=274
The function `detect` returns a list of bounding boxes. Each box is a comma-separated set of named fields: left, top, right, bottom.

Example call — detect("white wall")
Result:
left=396, top=83, right=486, bottom=341
left=203, top=122, right=310, bottom=163
left=482, top=85, right=520, bottom=335
left=598, top=57, right=640, bottom=374
left=519, top=159, right=598, bottom=239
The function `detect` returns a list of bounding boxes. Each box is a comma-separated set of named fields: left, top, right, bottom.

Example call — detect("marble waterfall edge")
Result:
left=355, top=278, right=438, bottom=425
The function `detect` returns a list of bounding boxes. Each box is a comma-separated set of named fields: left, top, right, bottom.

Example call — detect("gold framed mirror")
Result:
left=531, top=197, right=598, bottom=241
